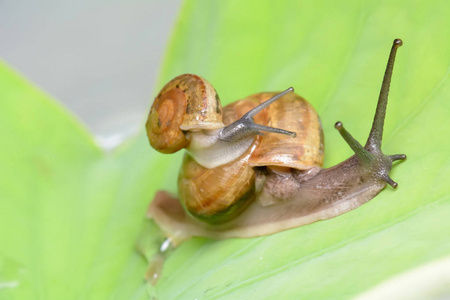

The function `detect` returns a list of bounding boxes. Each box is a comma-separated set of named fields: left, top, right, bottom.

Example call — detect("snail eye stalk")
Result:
left=219, top=87, right=297, bottom=141
left=334, top=39, right=406, bottom=189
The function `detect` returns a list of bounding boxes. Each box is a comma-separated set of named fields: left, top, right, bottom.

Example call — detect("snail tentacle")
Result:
left=219, top=87, right=297, bottom=141
left=248, top=122, right=297, bottom=138
left=334, top=39, right=405, bottom=189
left=366, top=38, right=403, bottom=152
left=389, top=154, right=407, bottom=161
left=334, top=121, right=373, bottom=164
left=243, top=87, right=294, bottom=118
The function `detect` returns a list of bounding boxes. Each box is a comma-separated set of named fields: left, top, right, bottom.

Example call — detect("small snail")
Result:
left=146, top=39, right=406, bottom=247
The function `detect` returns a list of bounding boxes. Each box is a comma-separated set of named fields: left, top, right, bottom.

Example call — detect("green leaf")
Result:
left=152, top=0, right=450, bottom=299
left=0, top=0, right=449, bottom=299
left=0, top=61, right=150, bottom=299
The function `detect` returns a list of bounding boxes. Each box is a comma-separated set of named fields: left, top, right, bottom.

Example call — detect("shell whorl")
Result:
left=146, top=81, right=189, bottom=153
left=247, top=92, right=324, bottom=170
left=146, top=74, right=225, bottom=154
left=178, top=74, right=224, bottom=130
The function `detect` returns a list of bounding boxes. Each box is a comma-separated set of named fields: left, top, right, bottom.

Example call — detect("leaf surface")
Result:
left=0, top=0, right=449, bottom=299
left=153, top=0, right=450, bottom=299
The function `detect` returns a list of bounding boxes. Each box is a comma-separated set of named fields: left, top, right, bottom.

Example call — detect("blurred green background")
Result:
left=0, top=0, right=181, bottom=147
left=1, top=0, right=449, bottom=299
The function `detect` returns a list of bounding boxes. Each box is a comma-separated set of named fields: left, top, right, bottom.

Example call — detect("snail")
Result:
left=146, top=39, right=406, bottom=247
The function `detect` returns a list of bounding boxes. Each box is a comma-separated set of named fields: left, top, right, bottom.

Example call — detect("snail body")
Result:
left=146, top=39, right=406, bottom=246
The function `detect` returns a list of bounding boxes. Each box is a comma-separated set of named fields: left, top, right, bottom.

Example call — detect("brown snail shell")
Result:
left=246, top=92, right=324, bottom=169
left=146, top=74, right=224, bottom=153
left=178, top=147, right=257, bottom=224
left=178, top=93, right=324, bottom=223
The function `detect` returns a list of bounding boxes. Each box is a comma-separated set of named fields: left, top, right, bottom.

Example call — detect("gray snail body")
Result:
left=146, top=39, right=406, bottom=246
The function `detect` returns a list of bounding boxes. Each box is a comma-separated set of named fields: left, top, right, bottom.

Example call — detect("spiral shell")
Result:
left=248, top=92, right=324, bottom=169
left=178, top=148, right=257, bottom=224
left=146, top=74, right=225, bottom=153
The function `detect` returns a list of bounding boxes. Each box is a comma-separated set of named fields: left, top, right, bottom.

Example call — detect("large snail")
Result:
left=146, top=39, right=406, bottom=248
